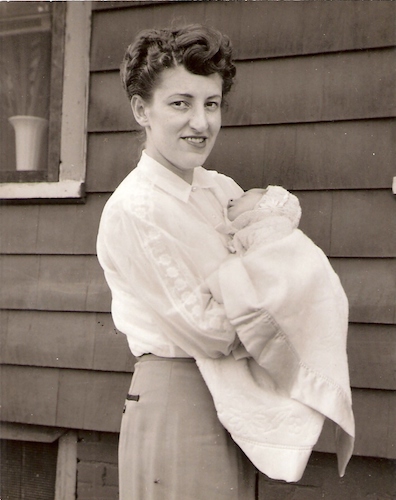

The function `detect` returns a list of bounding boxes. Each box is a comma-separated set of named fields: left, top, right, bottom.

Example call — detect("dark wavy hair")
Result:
left=120, top=24, right=236, bottom=103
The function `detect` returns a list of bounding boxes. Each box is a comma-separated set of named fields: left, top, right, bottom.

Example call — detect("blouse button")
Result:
left=191, top=186, right=197, bottom=192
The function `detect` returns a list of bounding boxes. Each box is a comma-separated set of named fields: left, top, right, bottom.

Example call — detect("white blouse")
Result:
left=96, top=151, right=243, bottom=359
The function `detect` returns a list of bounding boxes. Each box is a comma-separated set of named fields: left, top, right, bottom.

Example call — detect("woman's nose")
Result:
left=189, top=106, right=209, bottom=132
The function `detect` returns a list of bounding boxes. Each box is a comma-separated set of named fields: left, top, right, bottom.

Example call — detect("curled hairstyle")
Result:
left=120, top=24, right=236, bottom=103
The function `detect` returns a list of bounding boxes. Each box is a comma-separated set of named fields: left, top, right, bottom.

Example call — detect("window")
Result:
left=1, top=439, right=58, bottom=499
left=0, top=2, right=62, bottom=183
left=0, top=424, right=77, bottom=500
left=0, top=2, right=91, bottom=201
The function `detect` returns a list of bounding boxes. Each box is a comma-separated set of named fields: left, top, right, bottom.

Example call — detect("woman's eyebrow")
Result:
left=169, top=93, right=193, bottom=98
left=169, top=93, right=222, bottom=99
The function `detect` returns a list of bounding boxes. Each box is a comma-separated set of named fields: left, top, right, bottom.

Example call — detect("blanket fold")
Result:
left=197, top=229, right=355, bottom=482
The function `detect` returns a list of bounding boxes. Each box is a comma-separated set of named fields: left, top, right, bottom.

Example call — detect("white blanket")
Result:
left=196, top=228, right=355, bottom=482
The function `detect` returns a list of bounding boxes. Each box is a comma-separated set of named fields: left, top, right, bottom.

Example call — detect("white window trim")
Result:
left=0, top=2, right=91, bottom=201
left=55, top=431, right=78, bottom=500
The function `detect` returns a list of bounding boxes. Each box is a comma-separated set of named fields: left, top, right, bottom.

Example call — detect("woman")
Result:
left=96, top=25, right=258, bottom=499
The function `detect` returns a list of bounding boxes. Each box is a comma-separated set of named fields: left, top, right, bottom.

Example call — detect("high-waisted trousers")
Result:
left=118, top=355, right=258, bottom=499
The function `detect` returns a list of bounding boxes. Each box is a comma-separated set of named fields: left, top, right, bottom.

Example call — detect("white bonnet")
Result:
left=232, top=185, right=302, bottom=231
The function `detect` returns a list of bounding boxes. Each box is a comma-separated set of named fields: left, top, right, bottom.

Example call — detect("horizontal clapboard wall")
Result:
left=0, top=310, right=394, bottom=391
left=90, top=1, right=396, bottom=70
left=2, top=190, right=396, bottom=258
left=82, top=121, right=396, bottom=192
left=0, top=310, right=134, bottom=373
left=1, top=1, right=395, bottom=463
left=89, top=50, right=396, bottom=131
left=1, top=255, right=396, bottom=324
left=1, top=363, right=395, bottom=459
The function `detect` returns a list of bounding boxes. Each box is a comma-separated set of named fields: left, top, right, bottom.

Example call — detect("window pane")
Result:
left=0, top=439, right=58, bottom=500
left=0, top=3, right=52, bottom=173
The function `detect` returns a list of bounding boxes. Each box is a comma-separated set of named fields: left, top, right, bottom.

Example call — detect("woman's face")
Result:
left=132, top=65, right=223, bottom=183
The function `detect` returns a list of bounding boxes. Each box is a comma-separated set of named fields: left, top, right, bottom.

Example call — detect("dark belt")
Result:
left=138, top=353, right=195, bottom=362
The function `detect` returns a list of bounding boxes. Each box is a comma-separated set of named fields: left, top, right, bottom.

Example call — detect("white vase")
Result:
left=8, top=115, right=49, bottom=171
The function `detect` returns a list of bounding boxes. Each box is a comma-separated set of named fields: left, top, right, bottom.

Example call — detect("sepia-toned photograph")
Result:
left=0, top=1, right=395, bottom=499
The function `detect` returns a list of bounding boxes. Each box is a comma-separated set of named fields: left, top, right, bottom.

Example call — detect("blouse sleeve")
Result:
left=99, top=198, right=238, bottom=359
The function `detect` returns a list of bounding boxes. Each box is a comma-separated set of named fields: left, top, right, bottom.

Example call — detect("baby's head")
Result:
left=227, top=189, right=266, bottom=221
left=227, top=186, right=301, bottom=228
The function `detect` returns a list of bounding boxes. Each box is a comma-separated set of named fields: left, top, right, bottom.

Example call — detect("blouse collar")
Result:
left=137, top=151, right=217, bottom=203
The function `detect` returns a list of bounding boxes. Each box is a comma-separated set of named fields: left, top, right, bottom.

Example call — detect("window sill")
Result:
left=0, top=179, right=85, bottom=201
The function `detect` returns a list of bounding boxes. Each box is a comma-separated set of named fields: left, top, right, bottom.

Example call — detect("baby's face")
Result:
left=227, top=189, right=266, bottom=221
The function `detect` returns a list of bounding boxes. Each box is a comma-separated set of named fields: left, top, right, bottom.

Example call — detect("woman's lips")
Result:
left=183, top=136, right=207, bottom=148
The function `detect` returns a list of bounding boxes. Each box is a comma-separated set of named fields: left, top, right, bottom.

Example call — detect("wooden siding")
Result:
left=90, top=1, right=396, bottom=70
left=0, top=193, right=110, bottom=255
left=1, top=363, right=395, bottom=459
left=0, top=365, right=131, bottom=432
left=85, top=122, right=396, bottom=192
left=1, top=311, right=394, bottom=391
left=89, top=51, right=396, bottom=131
left=0, top=310, right=134, bottom=372
left=2, top=190, right=396, bottom=258
left=1, top=1, right=395, bottom=469
left=2, top=255, right=396, bottom=325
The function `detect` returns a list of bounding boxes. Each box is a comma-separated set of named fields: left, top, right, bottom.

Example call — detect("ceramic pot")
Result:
left=8, top=115, right=48, bottom=171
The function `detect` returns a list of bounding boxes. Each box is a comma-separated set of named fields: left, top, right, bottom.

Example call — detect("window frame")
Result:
left=0, top=2, right=91, bottom=202
left=0, top=423, right=77, bottom=500
left=0, top=2, right=65, bottom=184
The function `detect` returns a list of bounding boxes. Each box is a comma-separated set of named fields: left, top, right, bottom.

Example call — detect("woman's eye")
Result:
left=171, top=101, right=188, bottom=109
left=206, top=101, right=220, bottom=110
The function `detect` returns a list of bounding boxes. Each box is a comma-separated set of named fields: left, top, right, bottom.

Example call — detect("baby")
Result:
left=227, top=186, right=300, bottom=222
left=198, top=185, right=353, bottom=482
left=208, top=185, right=302, bottom=303
left=226, top=185, right=302, bottom=254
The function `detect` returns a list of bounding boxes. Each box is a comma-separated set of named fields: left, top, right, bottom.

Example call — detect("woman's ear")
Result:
left=131, top=95, right=150, bottom=127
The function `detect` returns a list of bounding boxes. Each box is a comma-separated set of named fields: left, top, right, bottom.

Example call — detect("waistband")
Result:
left=138, top=353, right=195, bottom=363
